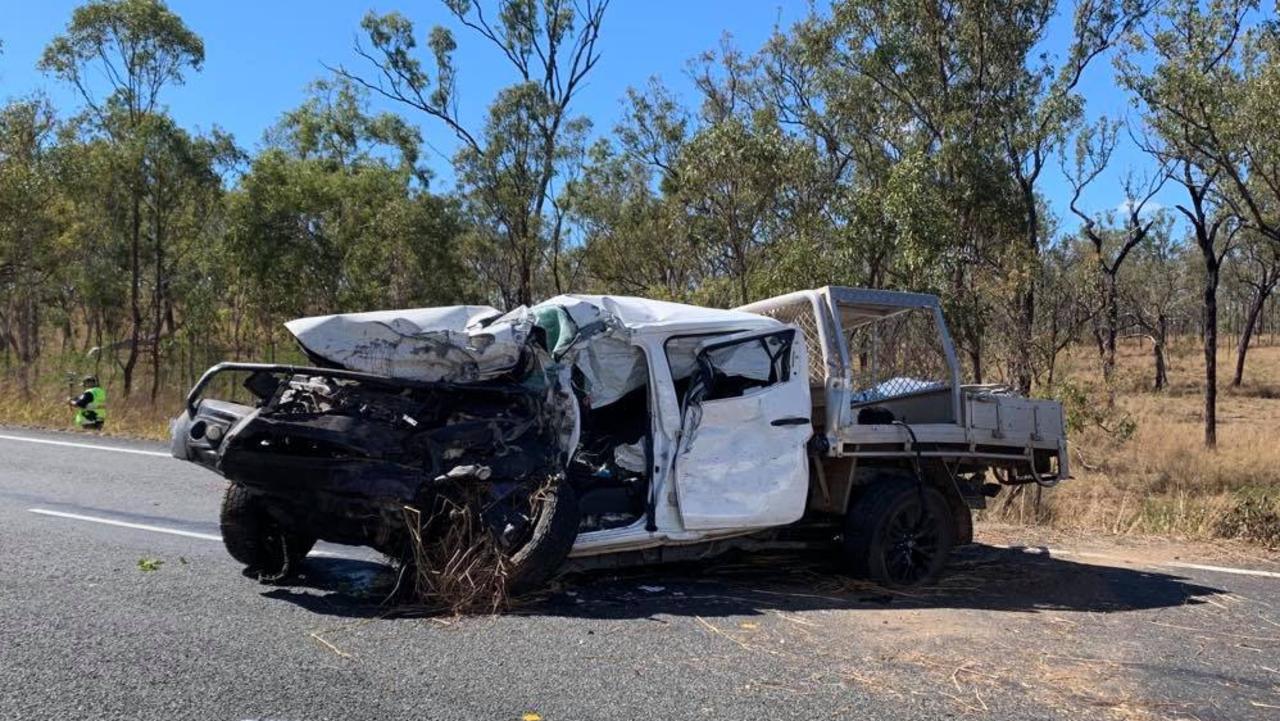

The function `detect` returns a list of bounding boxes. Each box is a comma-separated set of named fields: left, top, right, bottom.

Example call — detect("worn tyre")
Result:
left=842, top=481, right=955, bottom=586
left=504, top=478, right=580, bottom=594
left=220, top=484, right=314, bottom=581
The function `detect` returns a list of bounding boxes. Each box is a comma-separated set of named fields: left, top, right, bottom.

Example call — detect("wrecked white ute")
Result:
left=173, top=288, right=1068, bottom=590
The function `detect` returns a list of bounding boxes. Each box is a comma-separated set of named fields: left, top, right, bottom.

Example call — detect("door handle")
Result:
left=770, top=417, right=810, bottom=426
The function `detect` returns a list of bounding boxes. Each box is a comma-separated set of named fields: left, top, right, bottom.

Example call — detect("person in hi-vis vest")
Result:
left=69, top=375, right=106, bottom=430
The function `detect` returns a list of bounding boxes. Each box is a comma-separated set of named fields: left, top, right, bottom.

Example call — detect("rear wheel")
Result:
left=842, top=481, right=954, bottom=586
left=220, top=484, right=314, bottom=581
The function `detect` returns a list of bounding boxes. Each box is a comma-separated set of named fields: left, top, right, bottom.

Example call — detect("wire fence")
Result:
left=844, top=308, right=951, bottom=403
left=752, top=299, right=829, bottom=386
left=753, top=299, right=951, bottom=402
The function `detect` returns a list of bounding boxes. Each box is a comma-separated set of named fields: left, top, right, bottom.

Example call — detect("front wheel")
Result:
left=841, top=482, right=955, bottom=586
left=220, top=484, right=315, bottom=582
left=503, top=478, right=579, bottom=594
left=404, top=475, right=580, bottom=600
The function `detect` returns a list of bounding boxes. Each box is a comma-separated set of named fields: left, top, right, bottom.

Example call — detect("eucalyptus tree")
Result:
left=228, top=78, right=465, bottom=357
left=1228, top=229, right=1280, bottom=386
left=990, top=0, right=1153, bottom=393
left=1119, top=216, right=1188, bottom=391
left=1061, top=116, right=1164, bottom=402
left=39, top=0, right=204, bottom=396
left=567, top=83, right=699, bottom=300
left=1035, top=240, right=1094, bottom=388
left=756, top=2, right=998, bottom=379
left=1118, top=0, right=1252, bottom=447
left=1137, top=1, right=1280, bottom=253
left=338, top=0, right=608, bottom=306
left=754, top=0, right=1144, bottom=387
left=0, top=97, right=62, bottom=395
left=137, top=119, right=235, bottom=400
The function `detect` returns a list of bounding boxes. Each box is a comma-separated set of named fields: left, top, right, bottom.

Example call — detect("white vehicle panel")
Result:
left=673, top=329, right=811, bottom=531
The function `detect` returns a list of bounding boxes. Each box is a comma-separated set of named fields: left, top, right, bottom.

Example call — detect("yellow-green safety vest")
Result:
left=76, top=386, right=106, bottom=427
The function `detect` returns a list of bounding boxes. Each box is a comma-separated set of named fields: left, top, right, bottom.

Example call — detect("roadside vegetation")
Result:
left=984, top=340, right=1280, bottom=547
left=2, top=1, right=1279, bottom=546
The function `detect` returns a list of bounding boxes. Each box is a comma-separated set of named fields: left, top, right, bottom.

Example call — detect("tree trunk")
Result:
left=1102, top=272, right=1118, bottom=405
left=149, top=186, right=167, bottom=404
left=1016, top=286, right=1035, bottom=394
left=1233, top=287, right=1271, bottom=386
left=1202, top=258, right=1219, bottom=449
left=122, top=194, right=143, bottom=398
left=1014, top=179, right=1040, bottom=397
left=1153, top=314, right=1168, bottom=391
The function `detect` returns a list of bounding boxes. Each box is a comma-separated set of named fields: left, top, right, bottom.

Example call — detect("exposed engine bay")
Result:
left=226, top=371, right=568, bottom=553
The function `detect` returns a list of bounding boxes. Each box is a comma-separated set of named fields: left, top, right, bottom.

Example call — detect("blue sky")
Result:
left=1, top=0, right=1164, bottom=233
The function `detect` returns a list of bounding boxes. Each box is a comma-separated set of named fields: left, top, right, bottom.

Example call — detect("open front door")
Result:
left=673, top=328, right=812, bottom=531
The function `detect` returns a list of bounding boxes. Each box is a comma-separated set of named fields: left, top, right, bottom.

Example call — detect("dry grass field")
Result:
left=2, top=335, right=1278, bottom=546
left=0, top=381, right=183, bottom=440
left=986, top=337, right=1280, bottom=546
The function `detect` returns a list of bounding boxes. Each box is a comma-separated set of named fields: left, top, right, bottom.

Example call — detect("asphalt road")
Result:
left=2, top=427, right=1279, bottom=721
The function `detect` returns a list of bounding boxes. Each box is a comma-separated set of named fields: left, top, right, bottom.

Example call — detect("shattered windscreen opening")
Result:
left=697, top=330, right=794, bottom=402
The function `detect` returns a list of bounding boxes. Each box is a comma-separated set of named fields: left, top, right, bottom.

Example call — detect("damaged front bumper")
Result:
left=173, top=362, right=573, bottom=555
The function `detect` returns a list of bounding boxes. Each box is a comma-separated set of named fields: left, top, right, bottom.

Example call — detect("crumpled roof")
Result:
left=540, top=294, right=780, bottom=335
left=283, top=294, right=782, bottom=387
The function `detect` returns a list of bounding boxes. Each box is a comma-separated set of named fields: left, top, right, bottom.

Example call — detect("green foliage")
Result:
left=137, top=557, right=163, bottom=572
left=6, top=0, right=1280, bottom=444
left=1044, top=378, right=1137, bottom=440
left=6, top=1, right=471, bottom=399
left=39, top=0, right=204, bottom=117
left=0, top=96, right=64, bottom=395
left=228, top=79, right=468, bottom=322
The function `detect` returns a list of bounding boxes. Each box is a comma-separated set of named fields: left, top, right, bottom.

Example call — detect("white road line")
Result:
left=26, top=508, right=344, bottom=558
left=1164, top=560, right=1280, bottom=580
left=0, top=433, right=171, bottom=458
left=29, top=507, right=221, bottom=541
left=999, top=544, right=1280, bottom=580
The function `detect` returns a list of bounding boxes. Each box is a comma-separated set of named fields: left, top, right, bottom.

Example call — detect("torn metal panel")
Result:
left=284, top=305, right=525, bottom=383
left=571, top=333, right=648, bottom=408
left=182, top=364, right=575, bottom=558
left=539, top=294, right=780, bottom=335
